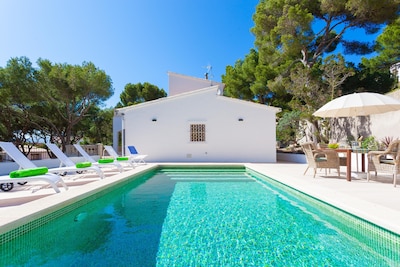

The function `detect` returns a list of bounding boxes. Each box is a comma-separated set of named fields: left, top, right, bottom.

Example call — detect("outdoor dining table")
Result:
left=335, top=148, right=352, bottom=181
left=335, top=148, right=369, bottom=181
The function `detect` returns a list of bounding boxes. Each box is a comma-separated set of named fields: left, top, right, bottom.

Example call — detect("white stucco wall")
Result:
left=369, top=90, right=400, bottom=141
left=168, top=72, right=224, bottom=96
left=116, top=87, right=279, bottom=163
left=370, top=110, right=400, bottom=140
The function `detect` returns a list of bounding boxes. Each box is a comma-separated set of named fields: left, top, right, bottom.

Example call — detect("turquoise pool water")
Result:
left=0, top=167, right=399, bottom=266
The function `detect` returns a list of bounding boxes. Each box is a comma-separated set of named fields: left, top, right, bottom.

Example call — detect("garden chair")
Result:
left=301, top=142, right=340, bottom=178
left=367, top=139, right=400, bottom=187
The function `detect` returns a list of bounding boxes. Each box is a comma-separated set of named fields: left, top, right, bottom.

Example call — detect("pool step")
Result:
left=164, top=172, right=255, bottom=182
left=169, top=177, right=255, bottom=182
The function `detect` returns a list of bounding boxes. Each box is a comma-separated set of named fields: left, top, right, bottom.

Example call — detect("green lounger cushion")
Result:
left=98, top=158, right=114, bottom=164
left=9, top=167, right=48, bottom=178
left=76, top=162, right=92, bottom=168
left=116, top=156, right=129, bottom=161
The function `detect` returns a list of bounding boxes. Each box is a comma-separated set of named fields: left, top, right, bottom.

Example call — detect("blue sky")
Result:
left=0, top=1, right=379, bottom=108
left=0, top=0, right=259, bottom=108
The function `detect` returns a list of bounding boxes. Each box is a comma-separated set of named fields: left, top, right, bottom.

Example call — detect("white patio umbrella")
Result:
left=313, top=92, right=400, bottom=174
left=313, top=92, right=400, bottom=118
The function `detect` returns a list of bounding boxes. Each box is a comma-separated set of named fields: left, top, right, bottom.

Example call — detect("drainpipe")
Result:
left=121, top=113, right=125, bottom=156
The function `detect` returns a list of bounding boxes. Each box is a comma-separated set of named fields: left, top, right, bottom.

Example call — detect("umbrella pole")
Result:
left=354, top=116, right=359, bottom=172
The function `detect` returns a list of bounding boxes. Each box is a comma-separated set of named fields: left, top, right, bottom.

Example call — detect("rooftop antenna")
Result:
left=204, top=64, right=213, bottom=80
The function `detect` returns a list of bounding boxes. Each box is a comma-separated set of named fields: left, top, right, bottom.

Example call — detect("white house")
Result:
left=113, top=72, right=281, bottom=163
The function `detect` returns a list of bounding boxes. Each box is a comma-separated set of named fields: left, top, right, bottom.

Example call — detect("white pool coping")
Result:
left=1, top=162, right=400, bottom=235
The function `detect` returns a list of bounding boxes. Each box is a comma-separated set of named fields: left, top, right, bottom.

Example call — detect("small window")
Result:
left=190, top=124, right=206, bottom=142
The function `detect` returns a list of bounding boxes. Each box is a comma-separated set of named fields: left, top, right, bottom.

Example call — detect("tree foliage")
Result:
left=341, top=63, right=395, bottom=94
left=320, top=54, right=355, bottom=100
left=0, top=57, right=41, bottom=146
left=222, top=49, right=292, bottom=109
left=36, top=59, right=113, bottom=150
left=252, top=0, right=399, bottom=69
left=223, top=49, right=260, bottom=102
left=85, top=107, right=114, bottom=145
left=117, top=82, right=166, bottom=107
left=276, top=110, right=302, bottom=145
left=223, top=0, right=399, bottom=143
left=0, top=57, right=114, bottom=150
left=362, top=17, right=400, bottom=72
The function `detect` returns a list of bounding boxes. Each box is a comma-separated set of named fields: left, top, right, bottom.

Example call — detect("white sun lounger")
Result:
left=46, top=143, right=105, bottom=179
left=103, top=145, right=135, bottom=168
left=126, top=146, right=148, bottom=165
left=0, top=173, right=67, bottom=193
left=0, top=141, right=68, bottom=193
left=73, top=144, right=124, bottom=172
left=0, top=141, right=98, bottom=178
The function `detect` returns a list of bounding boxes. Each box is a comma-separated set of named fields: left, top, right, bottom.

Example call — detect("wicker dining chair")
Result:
left=301, top=142, right=341, bottom=178
left=367, top=140, right=400, bottom=187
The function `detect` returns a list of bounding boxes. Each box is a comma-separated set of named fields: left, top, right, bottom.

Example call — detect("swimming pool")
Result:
left=0, top=166, right=399, bottom=266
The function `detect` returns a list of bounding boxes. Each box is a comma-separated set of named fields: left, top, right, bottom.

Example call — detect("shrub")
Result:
left=361, top=136, right=379, bottom=150
left=381, top=136, right=398, bottom=149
